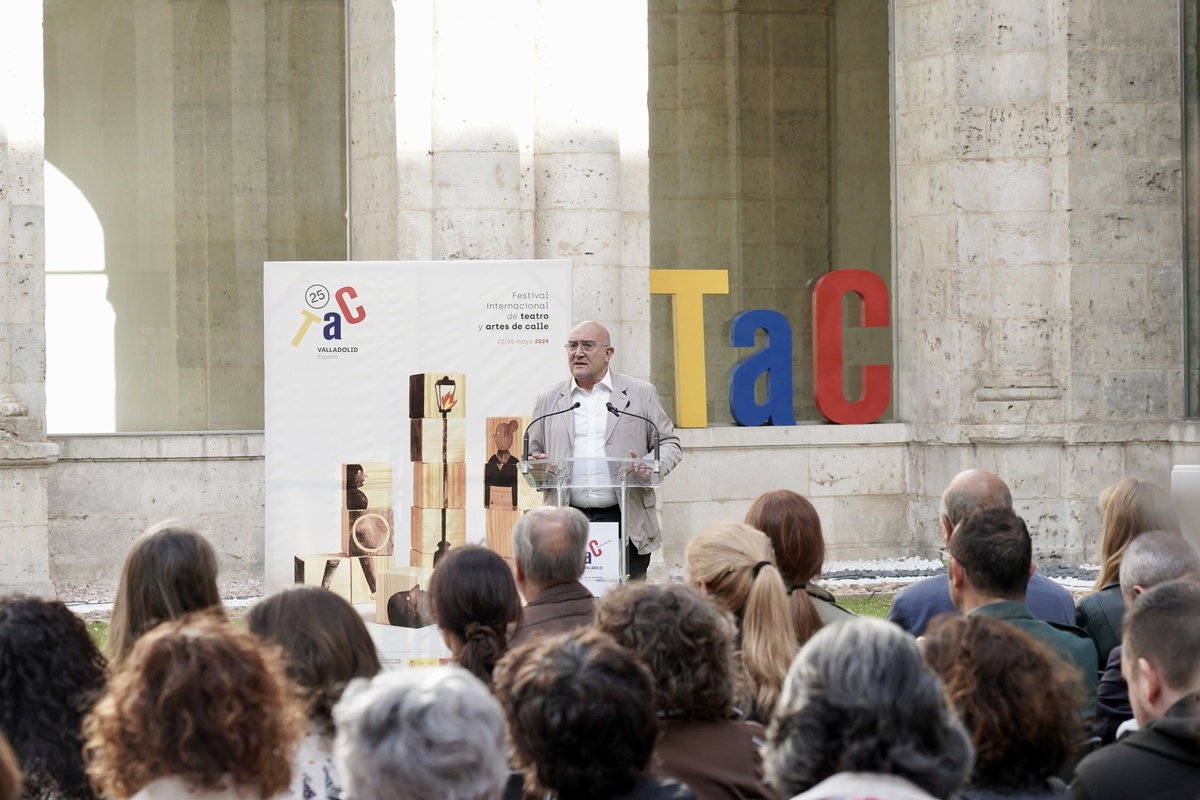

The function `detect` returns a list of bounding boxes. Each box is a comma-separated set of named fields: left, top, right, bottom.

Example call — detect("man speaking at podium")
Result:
left=526, top=321, right=682, bottom=580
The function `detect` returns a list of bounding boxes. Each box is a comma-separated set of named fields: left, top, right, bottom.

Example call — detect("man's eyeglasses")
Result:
left=565, top=340, right=601, bottom=353
left=939, top=548, right=965, bottom=573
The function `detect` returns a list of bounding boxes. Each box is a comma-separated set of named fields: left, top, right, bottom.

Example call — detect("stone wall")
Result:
left=47, top=434, right=264, bottom=595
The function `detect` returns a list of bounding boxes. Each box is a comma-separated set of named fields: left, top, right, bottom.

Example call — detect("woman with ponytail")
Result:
left=745, top=490, right=854, bottom=647
left=429, top=545, right=522, bottom=685
left=685, top=523, right=798, bottom=723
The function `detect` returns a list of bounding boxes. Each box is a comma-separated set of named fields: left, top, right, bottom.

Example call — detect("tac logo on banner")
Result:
left=290, top=284, right=366, bottom=358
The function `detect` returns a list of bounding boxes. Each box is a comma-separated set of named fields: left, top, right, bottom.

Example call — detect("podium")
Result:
left=519, top=456, right=663, bottom=582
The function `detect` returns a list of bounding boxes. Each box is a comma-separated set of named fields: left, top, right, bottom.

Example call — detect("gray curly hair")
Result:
left=764, top=618, right=973, bottom=800
left=333, top=666, right=508, bottom=800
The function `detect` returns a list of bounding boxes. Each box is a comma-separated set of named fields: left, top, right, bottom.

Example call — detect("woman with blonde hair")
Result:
left=684, top=522, right=797, bottom=723
left=1077, top=478, right=1181, bottom=668
left=745, top=490, right=854, bottom=646
left=107, top=519, right=227, bottom=669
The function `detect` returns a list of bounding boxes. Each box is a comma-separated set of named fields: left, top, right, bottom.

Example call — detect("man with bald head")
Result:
left=886, top=469, right=1076, bottom=636
left=527, top=321, right=681, bottom=580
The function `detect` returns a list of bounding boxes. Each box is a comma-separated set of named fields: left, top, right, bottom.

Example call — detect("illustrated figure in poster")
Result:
left=484, top=419, right=520, bottom=509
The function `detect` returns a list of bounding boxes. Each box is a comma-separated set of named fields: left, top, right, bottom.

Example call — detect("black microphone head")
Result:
left=573, top=401, right=582, bottom=409
left=605, top=401, right=619, bottom=416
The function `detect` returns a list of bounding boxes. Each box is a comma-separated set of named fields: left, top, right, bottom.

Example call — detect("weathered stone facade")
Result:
left=0, top=0, right=1195, bottom=595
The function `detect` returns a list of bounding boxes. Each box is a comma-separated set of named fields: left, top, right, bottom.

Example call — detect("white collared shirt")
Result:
left=570, top=371, right=616, bottom=507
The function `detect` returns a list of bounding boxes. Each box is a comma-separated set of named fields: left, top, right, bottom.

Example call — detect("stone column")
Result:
left=895, top=0, right=1182, bottom=560
left=0, top=1, right=59, bottom=596
left=348, top=0, right=650, bottom=372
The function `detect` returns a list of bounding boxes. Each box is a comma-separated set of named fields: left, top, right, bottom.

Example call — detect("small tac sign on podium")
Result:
left=580, top=522, right=620, bottom=596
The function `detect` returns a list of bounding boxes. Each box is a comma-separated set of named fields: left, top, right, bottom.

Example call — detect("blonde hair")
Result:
left=1093, top=478, right=1181, bottom=590
left=107, top=519, right=227, bottom=669
left=684, top=522, right=798, bottom=720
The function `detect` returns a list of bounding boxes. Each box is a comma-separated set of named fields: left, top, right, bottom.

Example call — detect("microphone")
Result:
left=522, top=401, right=581, bottom=464
left=605, top=401, right=661, bottom=466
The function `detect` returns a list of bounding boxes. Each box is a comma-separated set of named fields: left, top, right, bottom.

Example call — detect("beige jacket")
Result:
left=527, top=370, right=681, bottom=553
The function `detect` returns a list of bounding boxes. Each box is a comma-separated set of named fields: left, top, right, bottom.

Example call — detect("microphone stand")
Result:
left=605, top=401, right=661, bottom=472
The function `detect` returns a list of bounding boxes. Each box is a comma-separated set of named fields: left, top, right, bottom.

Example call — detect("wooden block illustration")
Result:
left=343, top=462, right=393, bottom=510
left=293, top=553, right=352, bottom=601
left=348, top=555, right=394, bottom=603
left=484, top=415, right=528, bottom=509
left=376, top=566, right=435, bottom=628
left=409, top=538, right=467, bottom=569
left=410, top=506, right=467, bottom=552
left=409, top=373, right=466, bottom=420
left=486, top=508, right=522, bottom=560
left=410, top=419, right=467, bottom=463
left=412, top=462, right=466, bottom=509
left=341, top=508, right=395, bottom=557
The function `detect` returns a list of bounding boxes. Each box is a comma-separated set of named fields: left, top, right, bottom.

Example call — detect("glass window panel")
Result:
left=649, top=0, right=894, bottom=424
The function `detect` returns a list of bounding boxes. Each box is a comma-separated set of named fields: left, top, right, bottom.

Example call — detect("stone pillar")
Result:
left=348, top=0, right=650, bottom=372
left=0, top=1, right=59, bottom=596
left=895, top=0, right=1182, bottom=560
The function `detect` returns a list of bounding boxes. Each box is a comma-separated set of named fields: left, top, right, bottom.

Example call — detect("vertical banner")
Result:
left=265, top=260, right=572, bottom=663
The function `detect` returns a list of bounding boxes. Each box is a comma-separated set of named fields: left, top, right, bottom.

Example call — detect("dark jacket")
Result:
left=651, top=718, right=776, bottom=800
left=1075, top=583, right=1125, bottom=671
left=802, top=582, right=856, bottom=627
left=1090, top=645, right=1132, bottom=745
left=970, top=601, right=1099, bottom=719
left=1071, top=695, right=1200, bottom=800
left=959, top=779, right=1070, bottom=800
left=888, top=572, right=1075, bottom=637
left=508, top=581, right=595, bottom=649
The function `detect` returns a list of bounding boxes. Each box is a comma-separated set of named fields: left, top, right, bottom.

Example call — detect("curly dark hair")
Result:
left=429, top=545, right=521, bottom=684
left=493, top=629, right=657, bottom=800
left=83, top=615, right=303, bottom=800
left=923, top=615, right=1082, bottom=791
left=595, top=581, right=745, bottom=720
left=0, top=596, right=107, bottom=800
left=246, top=585, right=382, bottom=732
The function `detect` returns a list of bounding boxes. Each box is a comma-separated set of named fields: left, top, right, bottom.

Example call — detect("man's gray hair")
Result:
left=764, top=618, right=973, bottom=800
left=1119, top=531, right=1200, bottom=597
left=512, top=506, right=589, bottom=588
left=333, top=666, right=508, bottom=800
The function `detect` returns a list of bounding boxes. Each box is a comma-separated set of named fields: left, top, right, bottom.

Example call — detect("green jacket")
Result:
left=971, top=600, right=1099, bottom=720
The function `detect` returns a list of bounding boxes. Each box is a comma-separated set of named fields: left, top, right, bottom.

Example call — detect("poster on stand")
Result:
left=264, top=260, right=572, bottom=665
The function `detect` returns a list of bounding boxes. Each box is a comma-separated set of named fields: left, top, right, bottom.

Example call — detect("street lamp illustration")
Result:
left=434, top=375, right=457, bottom=566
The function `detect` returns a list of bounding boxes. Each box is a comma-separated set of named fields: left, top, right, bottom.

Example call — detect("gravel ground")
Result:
left=61, top=558, right=1105, bottom=621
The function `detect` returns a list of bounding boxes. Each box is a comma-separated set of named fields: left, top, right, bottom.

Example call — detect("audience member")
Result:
left=596, top=582, right=776, bottom=800
left=947, top=508, right=1098, bottom=718
left=744, top=490, right=853, bottom=646
left=246, top=586, right=382, bottom=799
left=83, top=615, right=302, bottom=800
left=429, top=545, right=522, bottom=685
left=0, top=733, right=19, bottom=800
left=0, top=597, right=106, bottom=800
left=106, top=518, right=227, bottom=669
left=333, top=668, right=508, bottom=800
left=1071, top=580, right=1200, bottom=800
left=494, top=629, right=696, bottom=800
left=1077, top=477, right=1181, bottom=669
left=508, top=506, right=594, bottom=648
left=923, top=615, right=1081, bottom=799
left=763, top=618, right=972, bottom=800
left=684, top=523, right=797, bottom=722
left=887, top=470, right=1074, bottom=636
left=1091, top=531, right=1200, bottom=743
